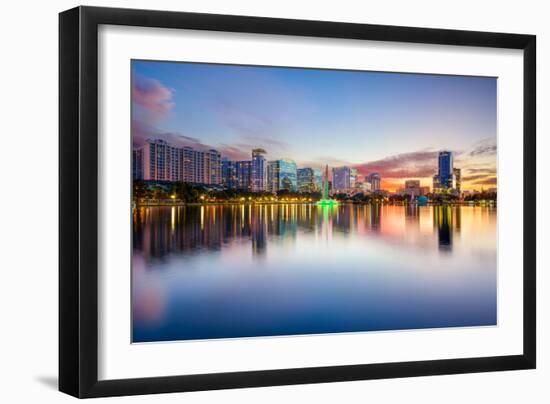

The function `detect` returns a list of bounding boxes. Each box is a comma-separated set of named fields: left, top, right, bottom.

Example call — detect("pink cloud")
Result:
left=353, top=150, right=439, bottom=179
left=132, top=75, right=174, bottom=121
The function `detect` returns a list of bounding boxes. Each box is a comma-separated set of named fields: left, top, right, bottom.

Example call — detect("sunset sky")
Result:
left=132, top=60, right=497, bottom=192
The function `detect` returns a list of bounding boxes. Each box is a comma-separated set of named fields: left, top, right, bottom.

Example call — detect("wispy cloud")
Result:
left=472, top=177, right=497, bottom=186
left=464, top=167, right=497, bottom=174
left=469, top=138, right=497, bottom=157
left=132, top=119, right=210, bottom=150
left=132, top=75, right=174, bottom=121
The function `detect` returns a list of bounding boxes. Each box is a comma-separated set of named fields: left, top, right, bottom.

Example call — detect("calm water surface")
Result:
left=132, top=204, right=497, bottom=342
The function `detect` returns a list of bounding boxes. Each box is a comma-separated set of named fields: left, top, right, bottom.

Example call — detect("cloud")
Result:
left=472, top=177, right=497, bottom=186
left=353, top=150, right=439, bottom=179
left=464, top=167, right=497, bottom=174
left=469, top=138, right=497, bottom=156
left=208, top=97, right=286, bottom=141
left=216, top=145, right=251, bottom=161
left=132, top=75, right=174, bottom=121
left=132, top=120, right=261, bottom=161
left=462, top=174, right=492, bottom=182
left=132, top=119, right=210, bottom=150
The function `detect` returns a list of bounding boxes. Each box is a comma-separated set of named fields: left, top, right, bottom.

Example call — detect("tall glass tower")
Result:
left=438, top=151, right=454, bottom=189
left=251, top=148, right=267, bottom=192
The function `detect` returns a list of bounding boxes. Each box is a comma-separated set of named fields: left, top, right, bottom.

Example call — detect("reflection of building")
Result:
left=369, top=203, right=381, bottom=231
left=297, top=167, right=321, bottom=193
left=251, top=148, right=267, bottom=192
left=267, top=159, right=298, bottom=193
left=367, top=172, right=381, bottom=191
left=434, top=206, right=452, bottom=249
left=332, top=166, right=351, bottom=192
left=433, top=205, right=461, bottom=251
left=133, top=139, right=221, bottom=184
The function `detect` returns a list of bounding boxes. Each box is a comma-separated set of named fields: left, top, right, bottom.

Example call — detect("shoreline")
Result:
left=134, top=201, right=497, bottom=207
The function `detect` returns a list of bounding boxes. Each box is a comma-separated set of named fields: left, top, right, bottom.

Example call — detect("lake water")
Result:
left=132, top=204, right=497, bottom=343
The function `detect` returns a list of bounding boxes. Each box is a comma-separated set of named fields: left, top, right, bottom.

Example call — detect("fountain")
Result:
left=316, top=164, right=339, bottom=206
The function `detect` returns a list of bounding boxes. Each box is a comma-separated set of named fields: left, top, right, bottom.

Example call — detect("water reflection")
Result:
left=133, top=204, right=482, bottom=258
left=132, top=204, right=497, bottom=342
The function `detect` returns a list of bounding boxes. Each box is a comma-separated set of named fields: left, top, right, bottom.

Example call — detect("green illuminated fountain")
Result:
left=316, top=164, right=339, bottom=206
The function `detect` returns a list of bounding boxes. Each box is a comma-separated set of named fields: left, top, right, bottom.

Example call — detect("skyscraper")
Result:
left=350, top=168, right=358, bottom=188
left=267, top=159, right=297, bottom=193
left=297, top=167, right=320, bottom=193
left=437, top=151, right=454, bottom=189
left=433, top=174, right=441, bottom=193
left=236, top=160, right=252, bottom=191
left=332, top=166, right=351, bottom=192
left=251, top=148, right=267, bottom=192
left=132, top=148, right=143, bottom=180
left=221, top=158, right=238, bottom=189
left=453, top=167, right=461, bottom=194
left=313, top=168, right=322, bottom=191
left=133, top=139, right=222, bottom=184
left=367, top=172, right=381, bottom=191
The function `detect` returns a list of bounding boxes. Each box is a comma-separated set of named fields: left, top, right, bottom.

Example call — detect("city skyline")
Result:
left=132, top=60, right=497, bottom=192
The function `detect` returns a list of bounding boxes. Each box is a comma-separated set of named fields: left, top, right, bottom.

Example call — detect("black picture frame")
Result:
left=59, top=6, right=536, bottom=398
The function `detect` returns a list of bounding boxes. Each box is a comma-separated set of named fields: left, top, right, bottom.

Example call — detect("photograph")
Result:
left=131, top=60, right=498, bottom=343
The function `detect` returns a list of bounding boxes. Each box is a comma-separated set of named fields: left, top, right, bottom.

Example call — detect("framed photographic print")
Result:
left=59, top=6, right=536, bottom=398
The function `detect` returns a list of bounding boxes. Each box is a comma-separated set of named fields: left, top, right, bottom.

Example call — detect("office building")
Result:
left=297, top=167, right=321, bottom=193
left=432, top=151, right=462, bottom=194
left=402, top=180, right=422, bottom=197
left=453, top=168, right=461, bottom=194
left=221, top=158, right=238, bottom=189
left=251, top=148, right=267, bottom=192
left=132, top=148, right=143, bottom=180
left=367, top=172, right=381, bottom=191
left=350, top=168, right=358, bottom=188
left=332, top=166, right=351, bottom=192
left=236, top=160, right=252, bottom=191
left=268, top=159, right=297, bottom=193
left=437, top=151, right=454, bottom=189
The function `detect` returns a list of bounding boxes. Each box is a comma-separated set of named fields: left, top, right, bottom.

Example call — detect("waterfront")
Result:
left=132, top=204, right=497, bottom=342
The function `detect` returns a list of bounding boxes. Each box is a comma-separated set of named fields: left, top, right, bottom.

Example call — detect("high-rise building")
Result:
left=332, top=166, right=351, bottom=192
left=297, top=167, right=321, bottom=193
left=133, top=139, right=221, bottom=184
left=367, top=172, right=381, bottom=191
left=437, top=151, right=454, bottom=189
left=221, top=158, right=238, bottom=189
left=251, top=148, right=267, bottom=192
left=453, top=168, right=461, bottom=194
left=432, top=174, right=441, bottom=193
left=236, top=160, right=252, bottom=191
left=350, top=168, right=358, bottom=188
left=313, top=168, right=322, bottom=191
left=402, top=180, right=422, bottom=197
left=267, top=159, right=297, bottom=193
left=433, top=151, right=461, bottom=194
left=132, top=148, right=143, bottom=180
